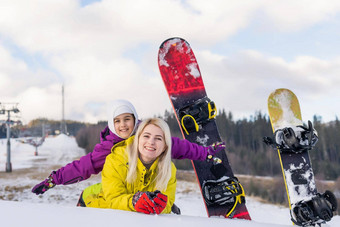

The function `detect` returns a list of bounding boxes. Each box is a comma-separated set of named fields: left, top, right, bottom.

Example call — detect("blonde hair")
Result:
left=126, top=118, right=172, bottom=192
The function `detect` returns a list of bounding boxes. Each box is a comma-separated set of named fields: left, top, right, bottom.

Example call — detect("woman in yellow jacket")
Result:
left=82, top=118, right=176, bottom=214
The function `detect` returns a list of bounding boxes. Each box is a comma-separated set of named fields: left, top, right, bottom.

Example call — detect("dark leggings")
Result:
left=76, top=192, right=86, bottom=207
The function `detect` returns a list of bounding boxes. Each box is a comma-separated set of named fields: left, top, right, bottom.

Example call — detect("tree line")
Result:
left=11, top=112, right=338, bottom=211
left=163, top=109, right=340, bottom=180
left=10, top=109, right=339, bottom=180
left=1, top=118, right=87, bottom=138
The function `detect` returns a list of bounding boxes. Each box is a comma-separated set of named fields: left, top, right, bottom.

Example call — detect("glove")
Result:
left=32, top=172, right=56, bottom=195
left=207, top=142, right=225, bottom=157
left=132, top=191, right=168, bottom=214
left=132, top=191, right=156, bottom=214
left=153, top=191, right=168, bottom=214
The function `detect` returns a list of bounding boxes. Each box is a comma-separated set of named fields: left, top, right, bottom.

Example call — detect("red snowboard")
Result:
left=158, top=37, right=251, bottom=220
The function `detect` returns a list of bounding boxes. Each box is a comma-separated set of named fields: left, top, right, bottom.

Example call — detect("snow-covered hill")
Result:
left=0, top=135, right=339, bottom=226
left=0, top=200, right=290, bottom=227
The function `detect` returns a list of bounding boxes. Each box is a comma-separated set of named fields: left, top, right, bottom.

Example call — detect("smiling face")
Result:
left=113, top=113, right=135, bottom=139
left=138, top=124, right=166, bottom=166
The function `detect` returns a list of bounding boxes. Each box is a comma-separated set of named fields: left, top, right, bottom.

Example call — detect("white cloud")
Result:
left=260, top=0, right=340, bottom=32
left=196, top=49, right=340, bottom=121
left=15, top=85, right=62, bottom=123
left=0, top=0, right=340, bottom=124
left=1, top=0, right=340, bottom=52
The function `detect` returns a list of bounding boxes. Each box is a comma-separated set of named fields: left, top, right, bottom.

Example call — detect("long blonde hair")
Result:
left=126, top=118, right=172, bottom=192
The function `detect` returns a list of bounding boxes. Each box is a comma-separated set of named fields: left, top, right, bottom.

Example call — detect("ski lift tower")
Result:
left=60, top=85, right=67, bottom=134
left=0, top=102, right=20, bottom=172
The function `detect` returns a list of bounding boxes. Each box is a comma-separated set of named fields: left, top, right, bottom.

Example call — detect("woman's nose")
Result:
left=148, top=138, right=155, bottom=144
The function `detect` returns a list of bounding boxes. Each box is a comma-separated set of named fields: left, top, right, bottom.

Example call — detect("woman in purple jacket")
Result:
left=32, top=99, right=224, bottom=195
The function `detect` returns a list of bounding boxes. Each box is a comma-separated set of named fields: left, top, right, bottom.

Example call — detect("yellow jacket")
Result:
left=83, top=136, right=177, bottom=214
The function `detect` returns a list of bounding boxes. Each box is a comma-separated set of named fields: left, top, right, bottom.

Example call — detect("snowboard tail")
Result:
left=159, top=37, right=250, bottom=220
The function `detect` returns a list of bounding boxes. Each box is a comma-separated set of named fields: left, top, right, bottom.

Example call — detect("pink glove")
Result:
left=32, top=172, right=56, bottom=195
left=207, top=142, right=226, bottom=156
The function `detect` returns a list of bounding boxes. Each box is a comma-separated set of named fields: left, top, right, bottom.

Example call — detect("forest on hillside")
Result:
left=74, top=109, right=340, bottom=180
left=3, top=110, right=338, bottom=209
left=6, top=109, right=338, bottom=180
left=163, top=109, right=340, bottom=180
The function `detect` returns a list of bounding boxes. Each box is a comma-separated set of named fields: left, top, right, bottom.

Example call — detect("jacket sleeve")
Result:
left=161, top=162, right=177, bottom=214
left=170, top=137, right=209, bottom=161
left=101, top=153, right=135, bottom=211
left=52, top=140, right=112, bottom=185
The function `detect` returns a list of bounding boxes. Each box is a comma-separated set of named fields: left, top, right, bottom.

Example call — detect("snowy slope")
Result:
left=0, top=135, right=339, bottom=226
left=0, top=134, right=84, bottom=171
left=0, top=200, right=291, bottom=227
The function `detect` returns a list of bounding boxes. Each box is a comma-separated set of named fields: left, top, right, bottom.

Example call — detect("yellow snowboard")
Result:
left=267, top=88, right=316, bottom=209
left=268, top=88, right=302, bottom=131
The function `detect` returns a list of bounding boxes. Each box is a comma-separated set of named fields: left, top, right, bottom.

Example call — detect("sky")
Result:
left=0, top=0, right=340, bottom=125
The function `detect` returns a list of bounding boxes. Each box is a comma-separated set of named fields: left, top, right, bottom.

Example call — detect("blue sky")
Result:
left=220, top=14, right=340, bottom=62
left=80, top=0, right=101, bottom=7
left=0, top=0, right=339, bottom=124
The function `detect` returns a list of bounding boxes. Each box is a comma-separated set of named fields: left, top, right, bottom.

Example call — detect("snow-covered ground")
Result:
left=0, top=135, right=339, bottom=226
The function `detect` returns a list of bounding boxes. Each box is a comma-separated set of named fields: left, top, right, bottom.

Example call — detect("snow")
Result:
left=0, top=134, right=84, bottom=171
left=195, top=134, right=209, bottom=146
left=285, top=163, right=316, bottom=204
left=158, top=38, right=183, bottom=67
left=0, top=135, right=339, bottom=226
left=158, top=39, right=201, bottom=79
left=0, top=200, right=285, bottom=227
left=269, top=89, right=302, bottom=130
left=188, top=62, right=201, bottom=78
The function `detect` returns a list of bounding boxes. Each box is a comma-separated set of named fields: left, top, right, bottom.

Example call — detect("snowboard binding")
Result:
left=291, top=190, right=337, bottom=226
left=178, top=97, right=216, bottom=135
left=202, top=176, right=245, bottom=216
left=263, top=120, right=318, bottom=153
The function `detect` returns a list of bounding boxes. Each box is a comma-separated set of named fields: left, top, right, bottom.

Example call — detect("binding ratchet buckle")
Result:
left=202, top=176, right=245, bottom=218
left=179, top=97, right=217, bottom=135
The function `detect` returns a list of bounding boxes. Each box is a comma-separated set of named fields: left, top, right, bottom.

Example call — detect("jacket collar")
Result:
left=137, top=157, right=159, bottom=172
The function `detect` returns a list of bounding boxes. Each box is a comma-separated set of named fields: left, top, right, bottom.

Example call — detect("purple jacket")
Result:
left=53, top=126, right=209, bottom=185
